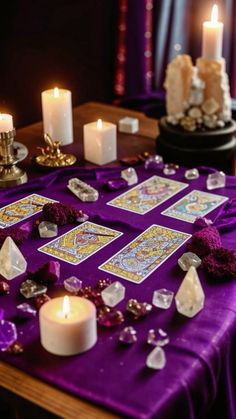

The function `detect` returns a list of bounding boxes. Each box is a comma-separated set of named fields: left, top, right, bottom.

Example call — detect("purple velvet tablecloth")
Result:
left=1, top=164, right=236, bottom=419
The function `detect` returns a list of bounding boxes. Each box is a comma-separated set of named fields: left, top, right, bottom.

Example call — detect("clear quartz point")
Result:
left=175, top=266, right=205, bottom=318
left=20, top=279, right=47, bottom=299
left=0, top=237, right=27, bottom=280
left=64, top=276, right=83, bottom=293
left=147, top=328, right=170, bottom=347
left=121, top=167, right=138, bottom=186
left=119, top=326, right=137, bottom=344
left=185, top=168, right=199, bottom=180
left=38, top=221, right=58, bottom=238
left=206, top=171, right=226, bottom=190
left=101, top=281, right=125, bottom=307
left=152, top=288, right=174, bottom=309
left=178, top=252, right=201, bottom=271
left=146, top=346, right=166, bottom=370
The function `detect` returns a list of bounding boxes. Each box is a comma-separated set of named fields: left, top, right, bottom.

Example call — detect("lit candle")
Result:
left=0, top=113, right=13, bottom=133
left=41, top=87, right=73, bottom=145
left=83, top=119, right=117, bottom=165
left=39, top=296, right=97, bottom=356
left=202, top=4, right=223, bottom=60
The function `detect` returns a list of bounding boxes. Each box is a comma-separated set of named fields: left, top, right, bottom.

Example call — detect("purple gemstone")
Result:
left=104, top=178, right=128, bottom=191
left=0, top=281, right=10, bottom=295
left=145, top=155, right=164, bottom=170
left=0, top=320, right=17, bottom=351
left=64, top=276, right=83, bottom=293
left=16, top=303, right=37, bottom=319
left=119, top=326, right=137, bottom=344
left=0, top=309, right=4, bottom=320
left=97, top=306, right=124, bottom=327
left=19, top=221, right=33, bottom=235
left=28, top=260, right=60, bottom=284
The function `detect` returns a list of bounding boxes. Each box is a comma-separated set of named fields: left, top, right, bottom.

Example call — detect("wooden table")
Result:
left=0, top=102, right=158, bottom=419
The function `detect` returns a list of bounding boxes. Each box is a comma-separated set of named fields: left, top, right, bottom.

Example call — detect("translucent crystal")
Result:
left=76, top=212, right=89, bottom=223
left=64, top=276, right=83, bottom=293
left=101, top=281, right=125, bottom=307
left=119, top=326, right=137, bottom=344
left=163, top=163, right=179, bottom=176
left=175, top=266, right=205, bottom=318
left=178, top=252, right=201, bottom=271
left=38, top=221, right=58, bottom=238
left=97, top=306, right=124, bottom=327
left=185, top=168, right=199, bottom=180
left=147, top=328, right=170, bottom=347
left=152, top=288, right=174, bottom=309
left=126, top=299, right=152, bottom=319
left=121, top=167, right=138, bottom=186
left=67, top=178, right=99, bottom=202
left=0, top=237, right=27, bottom=280
left=144, top=155, right=164, bottom=170
left=146, top=346, right=166, bottom=370
left=16, top=303, right=37, bottom=319
left=118, top=117, right=139, bottom=134
left=206, top=171, right=226, bottom=190
left=20, top=279, right=47, bottom=299
left=0, top=319, right=17, bottom=351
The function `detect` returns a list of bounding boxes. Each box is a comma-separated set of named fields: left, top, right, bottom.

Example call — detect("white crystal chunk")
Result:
left=101, top=281, right=125, bottom=307
left=178, top=252, right=201, bottom=271
left=146, top=346, right=166, bottom=370
left=118, top=117, right=139, bottom=134
left=67, top=178, right=99, bottom=202
left=206, top=171, right=226, bottom=190
left=185, top=168, right=199, bottom=180
left=152, top=288, right=174, bottom=309
left=175, top=266, right=205, bottom=318
left=121, top=168, right=138, bottom=186
left=0, top=237, right=27, bottom=280
left=38, top=221, right=58, bottom=238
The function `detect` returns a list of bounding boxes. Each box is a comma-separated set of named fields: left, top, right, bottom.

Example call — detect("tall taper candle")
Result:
left=202, top=4, right=223, bottom=60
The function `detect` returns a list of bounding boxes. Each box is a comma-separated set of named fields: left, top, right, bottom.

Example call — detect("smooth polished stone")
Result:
left=147, top=328, right=170, bottom=347
left=101, top=281, right=125, bottom=307
left=64, top=276, right=83, bottom=293
left=97, top=306, right=124, bottom=327
left=119, top=326, right=137, bottom=344
left=126, top=299, right=152, bottom=319
left=206, top=171, right=226, bottom=190
left=175, top=266, right=205, bottom=318
left=0, top=237, right=27, bottom=280
left=16, top=303, right=37, bottom=319
left=146, top=346, right=166, bottom=370
left=20, top=280, right=47, bottom=299
left=144, top=155, right=164, bottom=170
left=152, top=288, right=174, bottom=309
left=38, top=221, right=58, bottom=238
left=178, top=252, right=202, bottom=271
left=185, top=168, right=199, bottom=180
left=0, top=319, right=17, bottom=351
left=121, top=167, right=138, bottom=186
left=104, top=178, right=128, bottom=191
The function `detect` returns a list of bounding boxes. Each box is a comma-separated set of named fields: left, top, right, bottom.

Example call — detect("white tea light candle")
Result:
left=83, top=119, right=117, bottom=165
left=39, top=296, right=97, bottom=356
left=0, top=113, right=13, bottom=133
left=41, top=87, right=73, bottom=145
left=202, top=4, right=223, bottom=60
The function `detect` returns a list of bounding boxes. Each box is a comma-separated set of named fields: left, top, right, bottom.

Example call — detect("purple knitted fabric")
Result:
left=203, top=247, right=236, bottom=280
left=42, top=203, right=82, bottom=225
left=186, top=226, right=221, bottom=258
left=0, top=226, right=30, bottom=247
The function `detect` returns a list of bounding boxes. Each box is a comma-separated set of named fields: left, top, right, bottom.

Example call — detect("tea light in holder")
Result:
left=39, top=296, right=97, bottom=356
left=41, top=87, right=73, bottom=145
left=83, top=119, right=117, bottom=165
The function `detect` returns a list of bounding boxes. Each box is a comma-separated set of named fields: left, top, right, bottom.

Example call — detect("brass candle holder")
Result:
left=0, top=129, right=27, bottom=187
left=35, top=133, right=76, bottom=168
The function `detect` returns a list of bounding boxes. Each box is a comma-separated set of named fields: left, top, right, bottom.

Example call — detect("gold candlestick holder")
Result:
left=35, top=133, right=76, bottom=167
left=0, top=129, right=27, bottom=187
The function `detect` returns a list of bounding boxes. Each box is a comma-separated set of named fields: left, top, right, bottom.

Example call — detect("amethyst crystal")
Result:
left=28, top=260, right=60, bottom=284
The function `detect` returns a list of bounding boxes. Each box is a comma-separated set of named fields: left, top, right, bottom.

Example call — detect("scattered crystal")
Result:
left=28, top=260, right=60, bottom=284
left=175, top=266, right=205, bottom=318
left=121, top=167, right=138, bottom=186
left=118, top=116, right=139, bottom=134
left=146, top=346, right=166, bottom=370
left=194, top=216, right=213, bottom=227
left=76, top=212, right=89, bottom=223
left=20, top=279, right=47, bottom=299
left=0, top=319, right=17, bottom=351
left=152, top=288, right=174, bottom=309
left=16, top=303, right=37, bottom=319
left=67, top=178, right=99, bottom=202
left=38, top=221, right=58, bottom=238
left=97, top=306, right=124, bottom=327
left=185, top=168, right=199, bottom=180
left=178, top=252, right=202, bottom=271
left=0, top=281, right=10, bottom=295
left=206, top=171, right=226, bottom=190
left=145, top=155, right=164, bottom=170
left=104, top=178, right=128, bottom=191
left=163, top=163, right=179, bottom=176
left=77, top=286, right=103, bottom=307
left=0, top=237, right=27, bottom=280
left=95, top=278, right=112, bottom=291
left=119, top=326, right=137, bottom=344
left=126, top=298, right=152, bottom=319
left=64, top=276, right=83, bottom=293
left=34, top=293, right=51, bottom=310
left=101, top=281, right=125, bottom=307
left=147, top=328, right=170, bottom=346
left=6, top=340, right=24, bottom=355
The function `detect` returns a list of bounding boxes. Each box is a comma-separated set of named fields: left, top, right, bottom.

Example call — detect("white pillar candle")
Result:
left=41, top=87, right=73, bottom=145
left=39, top=296, right=97, bottom=356
left=0, top=113, right=13, bottom=133
left=202, top=4, right=223, bottom=60
left=83, top=119, right=117, bottom=165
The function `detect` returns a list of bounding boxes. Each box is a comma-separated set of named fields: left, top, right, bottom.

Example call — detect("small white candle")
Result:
left=202, top=4, right=223, bottom=60
left=41, top=87, right=73, bottom=145
left=0, top=113, right=13, bottom=133
left=39, top=296, right=97, bottom=356
left=83, top=119, right=117, bottom=165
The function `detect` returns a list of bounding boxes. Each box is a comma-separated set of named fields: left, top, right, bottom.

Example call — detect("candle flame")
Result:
left=97, top=119, right=103, bottom=130
left=211, top=4, right=218, bottom=23
left=53, top=87, right=59, bottom=98
left=62, top=296, right=70, bottom=319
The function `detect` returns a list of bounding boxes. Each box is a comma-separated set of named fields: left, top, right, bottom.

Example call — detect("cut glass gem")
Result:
left=0, top=319, right=17, bottom=351
left=146, top=346, right=166, bottom=370
left=144, top=155, right=164, bottom=170
left=152, top=288, right=174, bottom=309
left=178, top=252, right=201, bottom=271
left=38, top=221, right=58, bottom=238
left=147, top=328, right=170, bottom=347
left=175, top=266, right=205, bottom=318
left=64, top=276, right=83, bottom=293
left=20, top=279, right=47, bottom=299
left=163, top=163, right=179, bottom=176
left=97, top=306, right=124, bottom=327
left=121, top=167, right=138, bottom=186
left=76, top=212, right=89, bottom=223
left=185, top=168, right=199, bottom=180
left=0, top=237, right=27, bottom=280
left=67, top=178, right=99, bottom=202
left=16, top=303, right=37, bottom=319
left=119, top=326, right=137, bottom=344
left=206, top=171, right=226, bottom=190
left=126, top=299, right=152, bottom=319
left=101, top=281, right=125, bottom=307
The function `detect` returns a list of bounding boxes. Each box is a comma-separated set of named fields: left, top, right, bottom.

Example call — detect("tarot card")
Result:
left=99, top=224, right=191, bottom=283
left=0, top=193, right=57, bottom=228
left=106, top=175, right=188, bottom=215
left=161, top=189, right=228, bottom=223
left=38, top=221, right=123, bottom=265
